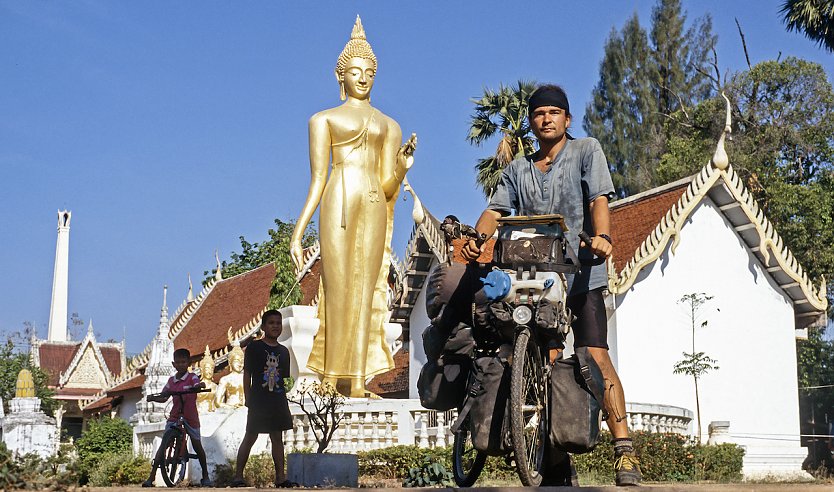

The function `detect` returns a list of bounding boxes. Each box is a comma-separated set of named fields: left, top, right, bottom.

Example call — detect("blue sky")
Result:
left=2, top=1, right=832, bottom=354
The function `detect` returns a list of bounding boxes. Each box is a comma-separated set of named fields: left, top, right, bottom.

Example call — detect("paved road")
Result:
left=91, top=484, right=834, bottom=491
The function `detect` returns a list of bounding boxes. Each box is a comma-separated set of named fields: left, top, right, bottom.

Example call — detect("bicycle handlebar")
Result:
left=577, top=231, right=607, bottom=266
left=148, top=388, right=211, bottom=399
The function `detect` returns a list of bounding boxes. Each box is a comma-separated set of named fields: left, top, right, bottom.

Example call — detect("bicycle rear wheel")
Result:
left=452, top=413, right=487, bottom=486
left=160, top=428, right=188, bottom=487
left=509, top=327, right=547, bottom=486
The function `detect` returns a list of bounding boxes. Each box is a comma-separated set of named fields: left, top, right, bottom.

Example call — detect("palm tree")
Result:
left=781, top=0, right=834, bottom=52
left=467, top=80, right=538, bottom=199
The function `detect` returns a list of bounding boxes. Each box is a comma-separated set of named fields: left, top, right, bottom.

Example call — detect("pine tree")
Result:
left=584, top=0, right=717, bottom=197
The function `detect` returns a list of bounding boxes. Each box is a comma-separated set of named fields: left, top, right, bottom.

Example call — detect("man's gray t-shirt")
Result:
left=487, top=137, right=615, bottom=295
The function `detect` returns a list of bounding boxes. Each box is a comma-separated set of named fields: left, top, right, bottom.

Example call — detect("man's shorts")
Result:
left=567, top=287, right=609, bottom=349
left=166, top=420, right=201, bottom=442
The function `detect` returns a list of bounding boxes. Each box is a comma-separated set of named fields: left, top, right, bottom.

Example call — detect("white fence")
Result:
left=134, top=399, right=692, bottom=458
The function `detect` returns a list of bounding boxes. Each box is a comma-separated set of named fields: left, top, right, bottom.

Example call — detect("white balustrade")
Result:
left=134, top=399, right=693, bottom=457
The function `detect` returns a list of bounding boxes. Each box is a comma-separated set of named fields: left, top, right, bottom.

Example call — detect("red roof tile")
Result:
left=82, top=396, right=113, bottom=412
left=609, top=182, right=689, bottom=272
left=300, top=261, right=321, bottom=305
left=110, top=374, right=145, bottom=393
left=367, top=350, right=409, bottom=396
left=37, top=344, right=78, bottom=386
left=100, top=346, right=123, bottom=377
left=174, top=263, right=276, bottom=357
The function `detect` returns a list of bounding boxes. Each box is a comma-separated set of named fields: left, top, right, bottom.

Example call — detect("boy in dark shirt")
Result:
left=143, top=348, right=211, bottom=487
left=231, top=309, right=295, bottom=487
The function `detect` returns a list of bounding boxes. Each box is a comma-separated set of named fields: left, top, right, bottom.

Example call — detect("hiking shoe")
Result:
left=614, top=450, right=642, bottom=486
left=141, top=479, right=154, bottom=488
left=200, top=478, right=213, bottom=487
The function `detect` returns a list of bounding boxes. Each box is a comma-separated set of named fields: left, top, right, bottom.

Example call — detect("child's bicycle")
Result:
left=147, top=388, right=210, bottom=487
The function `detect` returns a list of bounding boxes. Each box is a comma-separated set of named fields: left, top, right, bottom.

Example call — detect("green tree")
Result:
left=672, top=293, right=719, bottom=443
left=781, top=0, right=834, bottom=53
left=584, top=0, right=716, bottom=196
left=657, top=57, right=834, bottom=288
left=467, top=80, right=538, bottom=199
left=0, top=337, right=55, bottom=416
left=797, top=328, right=834, bottom=436
left=204, top=218, right=317, bottom=309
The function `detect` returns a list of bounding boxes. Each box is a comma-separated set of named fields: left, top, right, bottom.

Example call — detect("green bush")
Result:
left=693, top=443, right=744, bottom=481
left=214, top=452, right=276, bottom=488
left=402, top=457, right=454, bottom=487
left=76, top=416, right=133, bottom=482
left=358, top=445, right=514, bottom=483
left=87, top=451, right=150, bottom=486
left=0, top=442, right=81, bottom=490
left=573, top=430, right=744, bottom=484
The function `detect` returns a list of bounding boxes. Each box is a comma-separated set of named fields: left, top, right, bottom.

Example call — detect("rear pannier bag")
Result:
left=417, top=359, right=469, bottom=411
left=549, top=347, right=606, bottom=454
left=452, top=355, right=512, bottom=455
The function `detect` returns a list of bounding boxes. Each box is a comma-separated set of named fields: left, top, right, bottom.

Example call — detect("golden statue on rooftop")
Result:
left=290, top=15, right=416, bottom=398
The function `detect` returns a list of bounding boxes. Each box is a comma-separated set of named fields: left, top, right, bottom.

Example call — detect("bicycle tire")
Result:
left=452, top=413, right=487, bottom=486
left=509, top=327, right=547, bottom=486
left=160, top=428, right=188, bottom=487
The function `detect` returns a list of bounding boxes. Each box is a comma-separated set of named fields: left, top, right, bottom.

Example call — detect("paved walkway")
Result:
left=91, top=484, right=834, bottom=491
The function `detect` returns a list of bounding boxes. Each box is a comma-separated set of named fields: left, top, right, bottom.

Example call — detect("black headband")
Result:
left=528, top=90, right=570, bottom=115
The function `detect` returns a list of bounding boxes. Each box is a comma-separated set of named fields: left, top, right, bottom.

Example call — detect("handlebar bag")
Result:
left=549, top=347, right=606, bottom=454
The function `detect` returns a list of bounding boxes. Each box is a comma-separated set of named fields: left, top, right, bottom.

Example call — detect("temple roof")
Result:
left=34, top=338, right=123, bottom=389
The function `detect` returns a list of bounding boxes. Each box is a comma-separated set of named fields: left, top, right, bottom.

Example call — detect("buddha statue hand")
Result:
left=290, top=239, right=304, bottom=274
left=395, top=133, right=417, bottom=182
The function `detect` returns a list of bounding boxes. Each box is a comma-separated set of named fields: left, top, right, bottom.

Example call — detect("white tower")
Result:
left=47, top=210, right=71, bottom=342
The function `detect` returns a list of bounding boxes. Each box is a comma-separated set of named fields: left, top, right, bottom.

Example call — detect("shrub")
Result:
left=75, top=416, right=133, bottom=482
left=693, top=443, right=744, bottom=481
left=402, top=457, right=454, bottom=487
left=573, top=430, right=744, bottom=483
left=214, top=453, right=276, bottom=488
left=0, top=442, right=81, bottom=490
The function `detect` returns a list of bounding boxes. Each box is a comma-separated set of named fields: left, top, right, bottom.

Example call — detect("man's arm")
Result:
left=586, top=195, right=613, bottom=258
left=461, top=209, right=507, bottom=260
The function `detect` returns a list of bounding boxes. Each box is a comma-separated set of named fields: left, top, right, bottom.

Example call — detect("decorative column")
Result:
left=47, top=210, right=71, bottom=342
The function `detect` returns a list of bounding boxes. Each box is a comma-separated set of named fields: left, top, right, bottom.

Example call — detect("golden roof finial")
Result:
left=335, top=15, right=377, bottom=78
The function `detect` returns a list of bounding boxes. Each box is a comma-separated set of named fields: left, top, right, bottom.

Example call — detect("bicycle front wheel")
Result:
left=160, top=428, right=188, bottom=487
left=452, top=413, right=487, bottom=486
left=509, top=327, right=547, bottom=486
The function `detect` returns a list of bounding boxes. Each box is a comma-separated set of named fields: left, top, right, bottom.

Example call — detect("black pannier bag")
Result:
left=418, top=323, right=476, bottom=410
left=425, top=262, right=492, bottom=329
left=451, top=354, right=512, bottom=455
left=549, top=347, right=607, bottom=454
left=417, top=359, right=469, bottom=411
left=492, top=215, right=581, bottom=274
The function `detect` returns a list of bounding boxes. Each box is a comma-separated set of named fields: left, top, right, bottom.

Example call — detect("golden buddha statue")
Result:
left=214, top=337, right=245, bottom=409
left=196, top=345, right=218, bottom=413
left=290, top=16, right=416, bottom=398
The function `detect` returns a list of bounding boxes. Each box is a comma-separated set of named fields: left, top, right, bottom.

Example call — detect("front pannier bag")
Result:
left=549, top=347, right=607, bottom=454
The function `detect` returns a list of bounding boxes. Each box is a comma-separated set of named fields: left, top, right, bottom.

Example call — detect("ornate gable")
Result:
left=608, top=95, right=828, bottom=328
left=59, top=321, right=114, bottom=389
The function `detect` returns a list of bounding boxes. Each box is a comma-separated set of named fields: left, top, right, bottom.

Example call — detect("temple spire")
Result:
left=187, top=273, right=194, bottom=302
left=47, top=210, right=72, bottom=342
left=158, top=285, right=169, bottom=336
left=214, top=250, right=223, bottom=281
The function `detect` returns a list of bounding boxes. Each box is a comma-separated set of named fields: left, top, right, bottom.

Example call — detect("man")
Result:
left=461, top=84, right=641, bottom=486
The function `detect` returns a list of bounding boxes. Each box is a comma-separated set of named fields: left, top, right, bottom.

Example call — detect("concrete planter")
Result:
left=287, top=452, right=358, bottom=487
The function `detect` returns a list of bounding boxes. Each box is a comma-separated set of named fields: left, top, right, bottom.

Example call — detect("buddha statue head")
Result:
left=335, top=15, right=377, bottom=101
left=199, top=345, right=215, bottom=382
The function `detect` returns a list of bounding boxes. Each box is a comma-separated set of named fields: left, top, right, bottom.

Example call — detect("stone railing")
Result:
left=625, top=402, right=693, bottom=435
left=134, top=399, right=693, bottom=458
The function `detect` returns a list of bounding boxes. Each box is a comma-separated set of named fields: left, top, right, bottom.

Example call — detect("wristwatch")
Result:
left=598, top=233, right=613, bottom=245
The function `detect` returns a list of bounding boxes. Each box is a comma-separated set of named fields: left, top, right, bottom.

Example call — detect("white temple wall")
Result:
left=612, top=198, right=803, bottom=472
left=408, top=271, right=431, bottom=399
